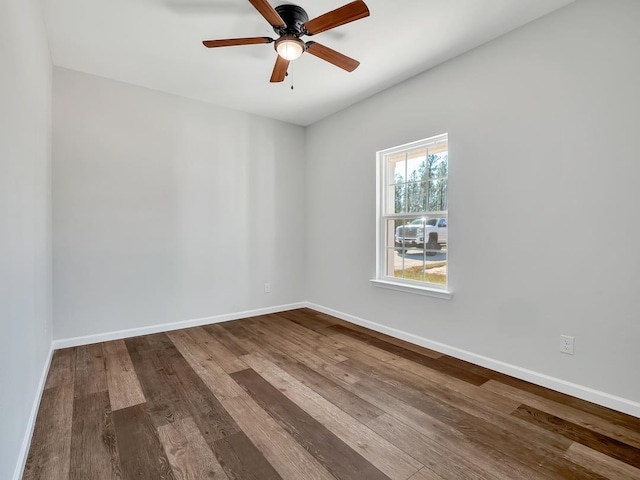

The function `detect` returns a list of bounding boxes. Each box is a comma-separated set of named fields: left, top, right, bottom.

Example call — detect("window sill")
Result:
left=370, top=279, right=453, bottom=299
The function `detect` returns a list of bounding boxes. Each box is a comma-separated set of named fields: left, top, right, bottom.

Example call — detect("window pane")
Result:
left=390, top=181, right=406, bottom=214
left=386, top=181, right=404, bottom=215
left=424, top=257, right=447, bottom=284
left=406, top=181, right=427, bottom=212
left=424, top=215, right=447, bottom=285
left=386, top=219, right=396, bottom=249
left=427, top=140, right=448, bottom=161
left=386, top=218, right=405, bottom=249
left=428, top=179, right=448, bottom=211
left=406, top=155, right=426, bottom=184
left=387, top=153, right=406, bottom=184
left=407, top=147, right=427, bottom=166
left=428, top=152, right=448, bottom=179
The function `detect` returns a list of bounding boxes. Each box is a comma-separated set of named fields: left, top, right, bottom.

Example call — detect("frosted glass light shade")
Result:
left=276, top=37, right=304, bottom=61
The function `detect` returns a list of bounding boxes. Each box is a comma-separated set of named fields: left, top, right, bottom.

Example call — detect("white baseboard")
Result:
left=48, top=300, right=640, bottom=418
left=52, top=302, right=306, bottom=350
left=13, top=345, right=55, bottom=480
left=305, top=302, right=640, bottom=419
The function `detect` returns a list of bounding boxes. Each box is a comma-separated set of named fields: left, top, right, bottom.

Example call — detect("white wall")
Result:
left=53, top=68, right=306, bottom=340
left=0, top=0, right=53, bottom=478
left=306, top=0, right=640, bottom=406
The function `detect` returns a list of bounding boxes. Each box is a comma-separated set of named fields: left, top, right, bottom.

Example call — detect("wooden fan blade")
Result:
left=203, top=37, right=273, bottom=48
left=248, top=0, right=286, bottom=28
left=306, top=41, right=360, bottom=72
left=270, top=55, right=290, bottom=82
left=304, top=0, right=369, bottom=35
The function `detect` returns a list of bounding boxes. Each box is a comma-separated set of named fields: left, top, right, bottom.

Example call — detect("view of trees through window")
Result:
left=394, top=152, right=448, bottom=214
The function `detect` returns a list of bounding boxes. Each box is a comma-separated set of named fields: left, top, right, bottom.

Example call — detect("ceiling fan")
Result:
left=202, top=0, right=370, bottom=82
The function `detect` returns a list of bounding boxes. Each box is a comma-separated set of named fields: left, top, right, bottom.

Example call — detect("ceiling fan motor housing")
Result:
left=274, top=4, right=309, bottom=37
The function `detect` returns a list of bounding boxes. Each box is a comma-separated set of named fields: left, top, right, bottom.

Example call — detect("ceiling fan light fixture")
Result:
left=275, top=36, right=305, bottom=61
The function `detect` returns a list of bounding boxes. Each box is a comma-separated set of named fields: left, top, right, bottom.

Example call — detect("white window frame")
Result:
left=371, top=133, right=452, bottom=299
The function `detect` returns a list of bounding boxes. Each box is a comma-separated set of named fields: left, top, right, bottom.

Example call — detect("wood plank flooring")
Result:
left=23, top=308, right=640, bottom=480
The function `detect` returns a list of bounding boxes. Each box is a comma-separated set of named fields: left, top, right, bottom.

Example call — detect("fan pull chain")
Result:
left=290, top=62, right=294, bottom=90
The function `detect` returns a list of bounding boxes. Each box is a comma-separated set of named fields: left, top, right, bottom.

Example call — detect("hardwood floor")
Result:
left=23, top=308, right=640, bottom=480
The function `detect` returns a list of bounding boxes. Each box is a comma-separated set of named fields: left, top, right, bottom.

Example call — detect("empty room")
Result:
left=2, top=0, right=640, bottom=478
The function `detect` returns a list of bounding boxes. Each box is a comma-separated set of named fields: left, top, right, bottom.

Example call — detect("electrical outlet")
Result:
left=560, top=335, right=574, bottom=355
left=264, top=283, right=271, bottom=294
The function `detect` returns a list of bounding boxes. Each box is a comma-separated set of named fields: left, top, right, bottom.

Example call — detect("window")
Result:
left=374, top=134, right=450, bottom=296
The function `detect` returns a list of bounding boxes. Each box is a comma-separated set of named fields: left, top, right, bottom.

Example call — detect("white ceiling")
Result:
left=43, top=0, right=574, bottom=126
